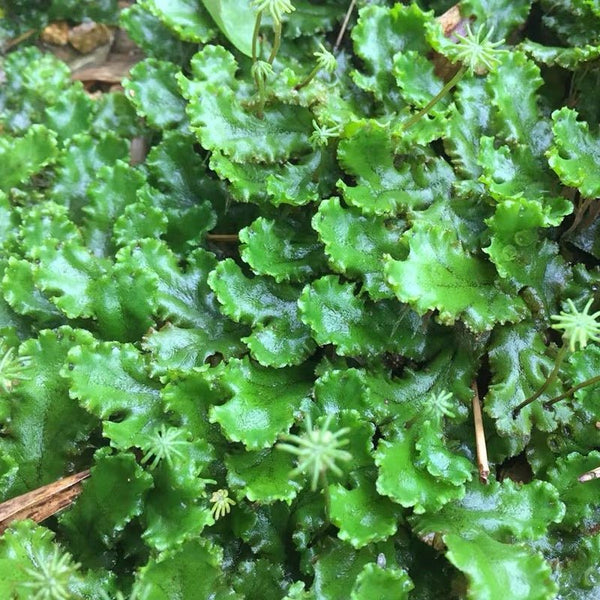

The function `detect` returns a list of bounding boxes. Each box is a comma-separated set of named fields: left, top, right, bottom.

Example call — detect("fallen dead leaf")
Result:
left=68, top=21, right=113, bottom=54
left=71, top=55, right=138, bottom=83
left=40, top=21, right=69, bottom=46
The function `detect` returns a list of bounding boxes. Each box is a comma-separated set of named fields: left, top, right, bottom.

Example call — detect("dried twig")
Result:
left=562, top=195, right=593, bottom=239
left=71, top=57, right=137, bottom=83
left=579, top=200, right=600, bottom=232
left=2, top=29, right=36, bottom=53
left=0, top=470, right=89, bottom=534
left=472, top=381, right=489, bottom=483
left=579, top=465, right=600, bottom=483
left=206, top=233, right=239, bottom=242
left=333, top=0, right=357, bottom=53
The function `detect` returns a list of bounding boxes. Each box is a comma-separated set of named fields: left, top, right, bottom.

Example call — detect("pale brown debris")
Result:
left=0, top=470, right=89, bottom=534
left=472, top=382, right=490, bottom=484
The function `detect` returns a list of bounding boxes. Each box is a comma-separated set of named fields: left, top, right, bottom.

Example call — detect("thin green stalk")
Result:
left=311, top=149, right=325, bottom=183
left=251, top=11, right=263, bottom=64
left=545, top=374, right=600, bottom=409
left=256, top=88, right=267, bottom=118
left=513, top=343, right=569, bottom=417
left=268, top=20, right=282, bottom=65
left=401, top=65, right=467, bottom=131
left=321, top=472, right=331, bottom=520
left=251, top=10, right=266, bottom=103
left=255, top=75, right=265, bottom=99
left=295, top=64, right=321, bottom=90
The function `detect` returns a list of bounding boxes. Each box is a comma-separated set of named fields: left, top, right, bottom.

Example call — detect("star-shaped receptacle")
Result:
left=277, top=413, right=352, bottom=491
left=551, top=298, right=600, bottom=352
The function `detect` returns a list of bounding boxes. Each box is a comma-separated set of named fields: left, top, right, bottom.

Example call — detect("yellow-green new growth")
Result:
left=251, top=60, right=274, bottom=85
left=210, top=488, right=236, bottom=520
left=278, top=414, right=352, bottom=491
left=314, top=43, right=337, bottom=73
left=251, top=0, right=295, bottom=23
left=551, top=298, right=600, bottom=352
left=251, top=59, right=274, bottom=107
left=309, top=119, right=342, bottom=148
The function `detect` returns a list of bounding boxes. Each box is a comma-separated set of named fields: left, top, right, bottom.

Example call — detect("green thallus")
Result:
left=99, top=582, right=149, bottom=600
left=513, top=298, right=600, bottom=416
left=402, top=24, right=504, bottom=131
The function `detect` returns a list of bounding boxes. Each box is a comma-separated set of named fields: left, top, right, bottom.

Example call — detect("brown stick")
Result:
left=472, top=382, right=489, bottom=484
left=579, top=199, right=600, bottom=231
left=206, top=234, right=239, bottom=242
left=579, top=465, right=600, bottom=483
left=2, top=29, right=36, bottom=52
left=562, top=195, right=593, bottom=238
left=0, top=470, right=89, bottom=534
left=333, top=0, right=357, bottom=52
left=70, top=59, right=136, bottom=83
